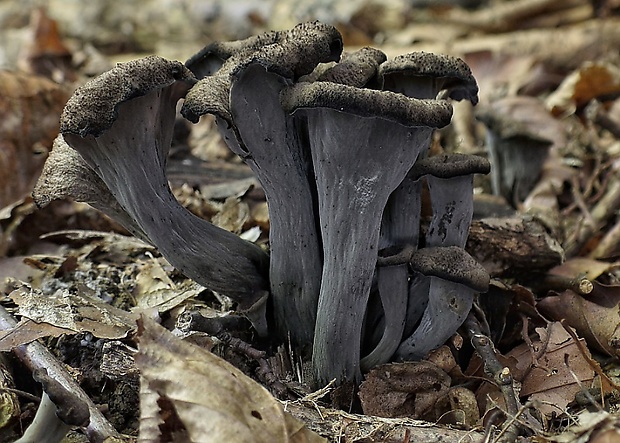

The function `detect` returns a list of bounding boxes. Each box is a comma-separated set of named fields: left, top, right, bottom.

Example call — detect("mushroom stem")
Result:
left=61, top=57, right=269, bottom=308
left=360, top=264, right=408, bottom=371
left=396, top=276, right=475, bottom=360
left=229, top=63, right=323, bottom=346
left=282, top=83, right=452, bottom=383
left=396, top=246, right=490, bottom=361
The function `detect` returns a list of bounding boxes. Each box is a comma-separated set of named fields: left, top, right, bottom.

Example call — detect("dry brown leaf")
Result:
left=0, top=70, right=68, bottom=208
left=538, top=283, right=620, bottom=358
left=135, top=315, right=325, bottom=443
left=133, top=259, right=205, bottom=314
left=9, top=283, right=135, bottom=340
left=358, top=361, right=451, bottom=419
left=0, top=318, right=75, bottom=352
left=507, top=322, right=595, bottom=417
left=211, top=195, right=251, bottom=234
left=546, top=258, right=620, bottom=281
left=547, top=62, right=620, bottom=115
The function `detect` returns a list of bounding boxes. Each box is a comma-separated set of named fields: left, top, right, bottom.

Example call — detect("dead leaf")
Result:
left=0, top=318, right=75, bottom=351
left=133, top=259, right=205, bottom=314
left=358, top=361, right=451, bottom=419
left=538, top=283, right=620, bottom=358
left=9, top=283, right=135, bottom=340
left=547, top=62, right=620, bottom=115
left=135, top=315, right=325, bottom=443
left=211, top=195, right=250, bottom=234
left=507, top=322, right=595, bottom=417
left=0, top=70, right=69, bottom=208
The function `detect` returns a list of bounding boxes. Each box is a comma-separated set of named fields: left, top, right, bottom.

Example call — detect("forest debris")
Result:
left=358, top=361, right=451, bottom=419
left=0, top=305, right=122, bottom=442
left=283, top=400, right=483, bottom=443
left=0, top=318, right=74, bottom=352
left=9, top=283, right=136, bottom=340
left=441, top=0, right=591, bottom=33
left=538, top=283, right=620, bottom=358
left=466, top=216, right=564, bottom=278
left=0, top=70, right=68, bottom=208
left=544, top=410, right=620, bottom=443
left=132, top=258, right=205, bottom=314
left=507, top=322, right=595, bottom=417
left=18, top=7, right=75, bottom=82
left=547, top=62, right=620, bottom=116
left=135, top=315, right=325, bottom=443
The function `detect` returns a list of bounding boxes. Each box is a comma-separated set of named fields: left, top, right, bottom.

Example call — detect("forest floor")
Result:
left=2, top=1, right=620, bottom=442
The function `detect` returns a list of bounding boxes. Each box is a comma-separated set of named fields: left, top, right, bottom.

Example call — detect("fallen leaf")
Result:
left=358, top=361, right=451, bottom=419
left=0, top=318, right=75, bottom=352
left=135, top=315, right=325, bottom=443
left=547, top=62, right=620, bottom=115
left=133, top=259, right=205, bottom=314
left=507, top=322, right=595, bottom=417
left=538, top=283, right=620, bottom=358
left=10, top=283, right=135, bottom=339
left=0, top=70, right=69, bottom=208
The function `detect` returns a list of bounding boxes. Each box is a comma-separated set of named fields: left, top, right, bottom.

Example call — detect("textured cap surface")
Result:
left=61, top=55, right=195, bottom=137
left=281, top=81, right=453, bottom=128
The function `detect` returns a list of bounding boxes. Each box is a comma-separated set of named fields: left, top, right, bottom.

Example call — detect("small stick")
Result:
left=0, top=306, right=122, bottom=443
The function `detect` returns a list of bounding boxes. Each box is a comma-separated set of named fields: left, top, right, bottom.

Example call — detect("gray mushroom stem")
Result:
left=60, top=56, right=269, bottom=308
left=411, top=153, right=491, bottom=248
left=228, top=62, right=323, bottom=346
left=396, top=246, right=489, bottom=361
left=282, top=82, right=452, bottom=384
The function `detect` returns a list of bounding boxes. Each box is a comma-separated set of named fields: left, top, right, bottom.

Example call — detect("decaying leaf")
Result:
left=358, top=361, right=451, bottom=419
left=135, top=315, right=325, bottom=443
left=507, top=322, right=595, bottom=417
left=547, top=62, right=620, bottom=115
left=9, top=283, right=136, bottom=339
left=0, top=70, right=69, bottom=208
left=133, top=259, right=206, bottom=314
left=538, top=283, right=620, bottom=358
left=0, top=318, right=74, bottom=352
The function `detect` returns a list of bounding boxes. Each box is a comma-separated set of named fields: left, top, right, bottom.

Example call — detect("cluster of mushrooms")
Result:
left=34, top=21, right=490, bottom=385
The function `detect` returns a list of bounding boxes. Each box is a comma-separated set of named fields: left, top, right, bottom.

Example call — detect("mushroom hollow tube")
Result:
left=63, top=74, right=269, bottom=308
left=229, top=62, right=322, bottom=346
left=395, top=276, right=475, bottom=361
left=288, top=107, right=446, bottom=383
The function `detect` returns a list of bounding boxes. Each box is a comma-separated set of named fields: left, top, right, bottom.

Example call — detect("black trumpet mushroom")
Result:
left=281, top=81, right=453, bottom=384
left=56, top=56, right=270, bottom=319
left=182, top=22, right=343, bottom=347
left=396, top=246, right=489, bottom=361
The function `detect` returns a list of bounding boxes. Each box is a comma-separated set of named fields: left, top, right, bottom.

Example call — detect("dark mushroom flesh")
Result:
left=282, top=81, right=452, bottom=383
left=60, top=56, right=269, bottom=312
left=396, top=246, right=489, bottom=360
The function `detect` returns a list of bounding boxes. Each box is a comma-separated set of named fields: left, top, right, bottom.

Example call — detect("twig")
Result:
left=465, top=313, right=523, bottom=442
left=0, top=305, right=122, bottom=443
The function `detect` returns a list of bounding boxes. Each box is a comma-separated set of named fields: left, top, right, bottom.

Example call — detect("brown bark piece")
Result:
left=466, top=216, right=564, bottom=278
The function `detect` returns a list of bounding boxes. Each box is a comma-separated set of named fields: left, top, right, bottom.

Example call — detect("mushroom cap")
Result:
left=410, top=153, right=491, bottom=180
left=314, top=47, right=387, bottom=87
left=186, top=30, right=282, bottom=77
left=61, top=56, right=196, bottom=138
left=280, top=81, right=453, bottom=129
left=379, top=52, right=479, bottom=104
left=410, top=246, right=490, bottom=292
left=33, top=136, right=150, bottom=242
left=181, top=22, right=343, bottom=125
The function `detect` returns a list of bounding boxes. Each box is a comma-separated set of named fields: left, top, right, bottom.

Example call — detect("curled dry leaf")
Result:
left=506, top=322, right=595, bottom=417
left=538, top=283, right=620, bottom=358
left=133, top=259, right=205, bottom=314
left=546, top=62, right=620, bottom=116
left=135, top=315, right=325, bottom=443
left=358, top=361, right=451, bottom=419
left=9, top=283, right=135, bottom=340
